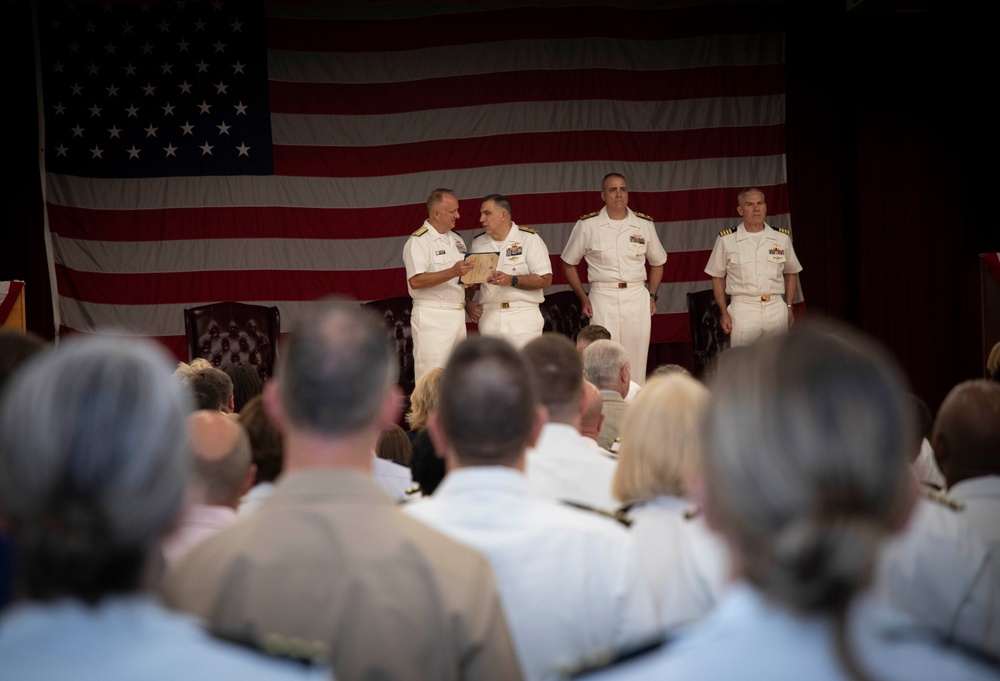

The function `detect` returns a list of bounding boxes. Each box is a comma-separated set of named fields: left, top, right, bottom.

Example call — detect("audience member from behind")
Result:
left=932, top=379, right=1000, bottom=562
left=372, top=424, right=415, bottom=501
left=405, top=336, right=657, bottom=681
left=190, top=366, right=235, bottom=413
left=0, top=336, right=328, bottom=681
left=173, top=357, right=213, bottom=386
left=237, top=395, right=283, bottom=515
left=579, top=322, right=997, bottom=681
left=406, top=366, right=447, bottom=495
left=377, top=424, right=413, bottom=466
left=611, top=374, right=728, bottom=630
left=0, top=329, right=46, bottom=609
left=583, top=340, right=631, bottom=451
left=906, top=393, right=944, bottom=490
left=523, top=334, right=618, bottom=510
left=162, top=299, right=522, bottom=681
left=162, top=410, right=254, bottom=565
left=225, top=363, right=264, bottom=414
left=577, top=324, right=640, bottom=401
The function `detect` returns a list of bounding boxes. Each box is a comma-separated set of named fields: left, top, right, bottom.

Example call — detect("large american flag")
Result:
left=37, top=0, right=791, bottom=361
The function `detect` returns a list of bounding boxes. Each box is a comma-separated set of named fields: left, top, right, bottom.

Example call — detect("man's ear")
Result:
left=736, top=204, right=745, bottom=218
left=262, top=380, right=287, bottom=433
left=228, top=393, right=236, bottom=414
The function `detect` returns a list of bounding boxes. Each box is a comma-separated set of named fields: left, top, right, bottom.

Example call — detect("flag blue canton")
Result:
left=39, top=0, right=272, bottom=178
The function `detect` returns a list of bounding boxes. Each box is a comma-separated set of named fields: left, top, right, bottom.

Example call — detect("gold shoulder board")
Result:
left=561, top=499, right=633, bottom=528
left=578, top=210, right=600, bottom=221
left=517, top=225, right=538, bottom=234
left=770, top=225, right=791, bottom=235
left=718, top=228, right=735, bottom=237
left=411, top=226, right=428, bottom=237
left=634, top=211, right=654, bottom=222
left=923, top=489, right=965, bottom=511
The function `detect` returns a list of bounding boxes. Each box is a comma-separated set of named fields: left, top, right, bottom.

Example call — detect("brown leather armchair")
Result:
left=183, top=302, right=280, bottom=381
left=361, top=297, right=416, bottom=400
left=687, top=288, right=729, bottom=377
left=540, top=290, right=590, bottom=340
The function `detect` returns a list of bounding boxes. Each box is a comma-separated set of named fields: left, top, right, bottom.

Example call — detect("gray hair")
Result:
left=481, top=193, right=512, bottom=216
left=737, top=187, right=766, bottom=204
left=705, top=322, right=912, bottom=660
left=0, top=336, right=192, bottom=602
left=582, top=339, right=629, bottom=389
left=426, top=187, right=455, bottom=213
left=278, top=298, right=396, bottom=436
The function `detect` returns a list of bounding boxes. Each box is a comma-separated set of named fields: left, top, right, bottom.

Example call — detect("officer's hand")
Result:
left=720, top=311, right=733, bottom=334
left=467, top=300, right=482, bottom=323
left=581, top=297, right=594, bottom=319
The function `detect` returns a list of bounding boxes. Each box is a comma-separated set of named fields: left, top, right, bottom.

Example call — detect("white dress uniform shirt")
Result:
left=875, top=496, right=1000, bottom=659
left=525, top=422, right=618, bottom=510
left=912, top=438, right=946, bottom=489
left=627, top=496, right=730, bottom=631
left=470, top=223, right=552, bottom=348
left=405, top=467, right=659, bottom=681
left=371, top=452, right=415, bottom=502
left=949, top=475, right=1000, bottom=573
left=0, top=596, right=331, bottom=681
left=561, top=207, right=667, bottom=384
left=574, top=583, right=999, bottom=681
left=402, top=221, right=469, bottom=380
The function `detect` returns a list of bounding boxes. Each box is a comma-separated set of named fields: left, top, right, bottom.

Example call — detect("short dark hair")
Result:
left=225, top=363, right=263, bottom=414
left=522, top=333, right=583, bottom=423
left=278, top=298, right=396, bottom=436
left=439, top=336, right=538, bottom=466
left=481, top=194, right=512, bottom=216
left=576, top=324, right=612, bottom=347
left=239, top=395, right=283, bottom=484
left=602, top=173, right=627, bottom=190
left=190, top=367, right=233, bottom=411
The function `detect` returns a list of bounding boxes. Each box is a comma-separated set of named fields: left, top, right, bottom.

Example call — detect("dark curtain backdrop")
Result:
left=4, top=1, right=996, bottom=413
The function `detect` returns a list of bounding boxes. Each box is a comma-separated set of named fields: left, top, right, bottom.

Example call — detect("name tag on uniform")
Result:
left=435, top=250, right=446, bottom=256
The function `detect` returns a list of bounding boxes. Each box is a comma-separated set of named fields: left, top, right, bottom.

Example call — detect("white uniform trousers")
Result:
left=728, top=295, right=788, bottom=347
left=589, top=284, right=650, bottom=384
left=411, top=302, right=466, bottom=382
left=478, top=303, right=544, bottom=349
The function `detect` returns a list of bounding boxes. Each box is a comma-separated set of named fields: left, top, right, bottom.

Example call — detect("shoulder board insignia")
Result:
left=560, top=499, right=633, bottom=528
left=578, top=210, right=600, bottom=220
left=405, top=484, right=422, bottom=496
left=718, top=228, right=735, bottom=237
left=411, top=226, right=428, bottom=237
left=472, top=231, right=486, bottom=240
left=683, top=506, right=702, bottom=521
left=634, top=211, right=654, bottom=222
left=923, top=489, right=965, bottom=511
left=211, top=628, right=330, bottom=665
left=517, top=225, right=538, bottom=234
left=770, top=225, right=791, bottom=235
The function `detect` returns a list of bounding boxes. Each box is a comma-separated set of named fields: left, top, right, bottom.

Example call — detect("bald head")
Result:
left=932, top=380, right=1000, bottom=487
left=579, top=381, right=604, bottom=442
left=187, top=410, right=252, bottom=508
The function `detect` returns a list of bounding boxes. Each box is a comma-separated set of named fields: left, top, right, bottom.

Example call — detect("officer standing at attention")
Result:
left=561, top=173, right=667, bottom=384
left=466, top=194, right=553, bottom=349
left=704, top=188, right=802, bottom=347
left=403, top=188, right=472, bottom=381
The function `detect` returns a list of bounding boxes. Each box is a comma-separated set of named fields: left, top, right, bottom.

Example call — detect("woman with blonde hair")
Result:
left=611, top=373, right=728, bottom=630
left=405, top=367, right=446, bottom=494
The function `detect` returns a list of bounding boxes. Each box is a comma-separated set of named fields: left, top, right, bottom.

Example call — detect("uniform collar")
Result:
left=735, top=222, right=776, bottom=241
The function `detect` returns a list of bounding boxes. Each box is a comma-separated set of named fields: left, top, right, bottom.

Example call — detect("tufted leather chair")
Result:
left=361, top=297, right=416, bottom=401
left=540, top=290, right=590, bottom=340
left=687, top=288, right=729, bottom=378
left=183, top=302, right=280, bottom=381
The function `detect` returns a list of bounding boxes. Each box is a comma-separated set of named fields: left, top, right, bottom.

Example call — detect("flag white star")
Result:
left=214, top=81, right=228, bottom=95
left=179, top=81, right=193, bottom=94
left=89, top=104, right=102, bottom=117
left=194, top=19, right=207, bottom=31
left=55, top=144, right=69, bottom=157
left=121, top=21, right=134, bottom=34
left=53, top=61, right=64, bottom=74
left=180, top=121, right=194, bottom=135
left=69, top=42, right=80, bottom=54
left=216, top=121, right=231, bottom=135
left=213, top=40, right=226, bottom=53
left=234, top=101, right=248, bottom=115
left=108, top=125, right=122, bottom=138
left=71, top=83, right=83, bottom=95
left=144, top=123, right=158, bottom=137
left=127, top=145, right=141, bottom=159
left=195, top=60, right=209, bottom=73
left=87, top=63, right=99, bottom=75
left=141, top=42, right=154, bottom=55
left=177, top=39, right=190, bottom=52
left=160, top=62, right=173, bottom=75
left=84, top=21, right=96, bottom=33
left=90, top=145, right=104, bottom=159
left=125, top=104, right=139, bottom=118
left=236, top=142, right=251, bottom=157
left=106, top=83, right=119, bottom=97
left=124, top=63, right=137, bottom=76
left=164, top=143, right=178, bottom=157
left=158, top=20, right=170, bottom=32
left=162, top=102, right=176, bottom=115
left=54, top=102, right=66, bottom=115
left=71, top=124, right=85, bottom=137
left=104, top=43, right=117, bottom=56
left=211, top=0, right=223, bottom=10
left=232, top=61, right=245, bottom=74
left=231, top=20, right=243, bottom=32
left=200, top=141, right=214, bottom=155
left=197, top=100, right=212, bottom=114
left=143, top=83, right=156, bottom=96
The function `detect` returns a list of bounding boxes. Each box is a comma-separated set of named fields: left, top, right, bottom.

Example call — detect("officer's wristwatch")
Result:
left=511, top=276, right=519, bottom=287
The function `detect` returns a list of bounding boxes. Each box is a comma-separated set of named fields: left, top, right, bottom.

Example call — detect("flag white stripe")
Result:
left=268, top=34, right=784, bottom=85
left=271, top=96, right=785, bottom=147
left=46, top=156, right=787, bottom=211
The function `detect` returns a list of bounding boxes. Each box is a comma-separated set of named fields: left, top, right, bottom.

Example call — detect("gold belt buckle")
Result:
left=760, top=294, right=771, bottom=302
left=617, top=282, right=628, bottom=289
left=500, top=302, right=510, bottom=309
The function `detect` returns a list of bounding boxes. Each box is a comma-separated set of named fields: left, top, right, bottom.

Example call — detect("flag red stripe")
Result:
left=266, top=5, right=786, bottom=52
left=269, top=65, right=786, bottom=116
left=275, top=126, right=786, bottom=178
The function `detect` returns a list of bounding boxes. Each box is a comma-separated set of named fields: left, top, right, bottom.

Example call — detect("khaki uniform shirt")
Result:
left=162, top=469, right=523, bottom=681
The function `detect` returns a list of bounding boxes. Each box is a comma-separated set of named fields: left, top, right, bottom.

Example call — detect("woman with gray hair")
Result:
left=0, top=336, right=327, bottom=681
left=578, top=323, right=996, bottom=681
